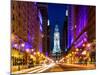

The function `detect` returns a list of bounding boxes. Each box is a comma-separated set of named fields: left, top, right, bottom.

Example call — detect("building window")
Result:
left=12, top=4, right=14, bottom=10
left=12, top=14, right=15, bottom=21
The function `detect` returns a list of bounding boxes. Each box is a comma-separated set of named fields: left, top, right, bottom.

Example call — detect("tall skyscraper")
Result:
left=37, top=3, right=48, bottom=55
left=67, top=6, right=74, bottom=49
left=47, top=20, right=50, bottom=56
left=62, top=10, right=68, bottom=56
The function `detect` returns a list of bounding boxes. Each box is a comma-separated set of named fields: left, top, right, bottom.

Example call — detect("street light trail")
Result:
left=44, top=63, right=95, bottom=72
left=28, top=63, right=55, bottom=73
left=11, top=66, right=42, bottom=74
left=28, top=66, right=47, bottom=73
left=38, top=63, right=55, bottom=73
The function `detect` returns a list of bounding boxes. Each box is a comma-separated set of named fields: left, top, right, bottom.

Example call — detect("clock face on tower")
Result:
left=54, top=32, right=59, bottom=40
left=55, top=32, right=59, bottom=37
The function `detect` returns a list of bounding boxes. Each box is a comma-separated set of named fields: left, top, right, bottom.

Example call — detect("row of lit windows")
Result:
left=11, top=3, right=38, bottom=41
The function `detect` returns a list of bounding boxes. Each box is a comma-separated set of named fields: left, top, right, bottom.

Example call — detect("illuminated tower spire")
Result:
left=53, top=24, right=61, bottom=53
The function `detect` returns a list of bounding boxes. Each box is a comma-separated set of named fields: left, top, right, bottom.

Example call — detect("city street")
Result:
left=44, top=63, right=95, bottom=72
left=12, top=63, right=95, bottom=74
left=11, top=63, right=55, bottom=74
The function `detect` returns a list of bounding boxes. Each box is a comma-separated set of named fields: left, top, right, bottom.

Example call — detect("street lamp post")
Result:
left=21, top=43, right=25, bottom=68
left=21, top=43, right=25, bottom=50
left=26, top=48, right=30, bottom=68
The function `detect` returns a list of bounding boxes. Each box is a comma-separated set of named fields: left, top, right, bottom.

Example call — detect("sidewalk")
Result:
left=11, top=66, right=42, bottom=74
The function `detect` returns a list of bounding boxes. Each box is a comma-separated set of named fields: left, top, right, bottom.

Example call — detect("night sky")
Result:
left=48, top=3, right=67, bottom=50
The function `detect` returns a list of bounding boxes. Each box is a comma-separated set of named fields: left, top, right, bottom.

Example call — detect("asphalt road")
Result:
left=12, top=63, right=95, bottom=74
left=44, top=64, right=95, bottom=73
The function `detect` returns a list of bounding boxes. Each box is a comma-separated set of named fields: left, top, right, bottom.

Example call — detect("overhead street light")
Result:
left=76, top=48, right=79, bottom=51
left=82, top=43, right=85, bottom=47
left=87, top=43, right=91, bottom=47
left=31, top=49, right=34, bottom=52
left=82, top=50, right=87, bottom=55
left=14, top=44, right=18, bottom=48
left=21, top=43, right=25, bottom=47
left=26, top=48, right=30, bottom=53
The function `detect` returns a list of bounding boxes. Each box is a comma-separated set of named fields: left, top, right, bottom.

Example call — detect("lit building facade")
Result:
left=66, top=5, right=96, bottom=64
left=72, top=5, right=96, bottom=49
left=11, top=1, right=43, bottom=71
left=67, top=5, right=96, bottom=49
left=11, top=1, right=43, bottom=51
left=73, top=5, right=88, bottom=48
left=67, top=5, right=74, bottom=49
left=37, top=3, right=48, bottom=55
